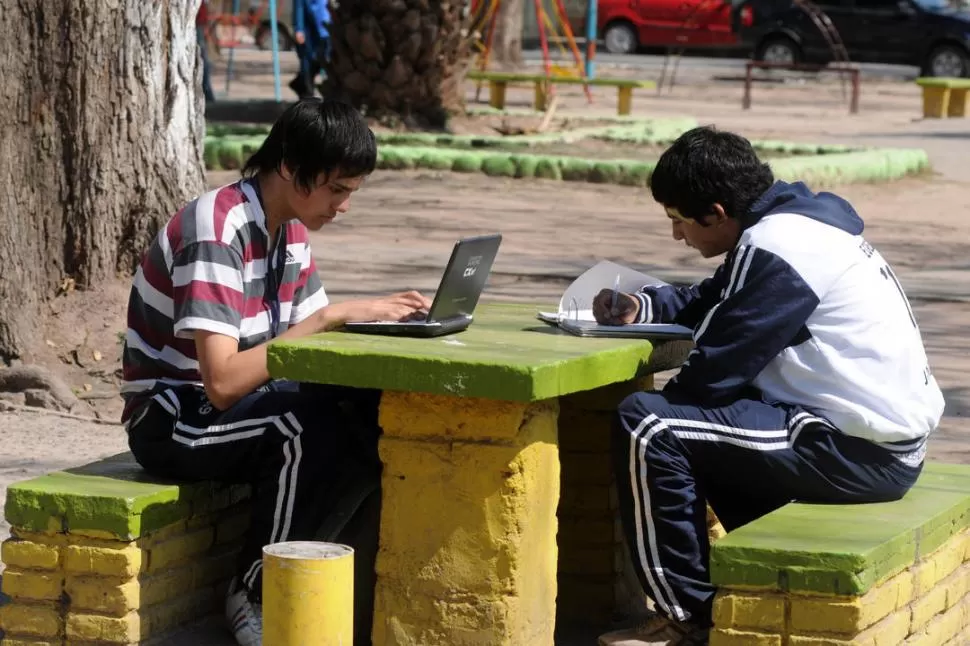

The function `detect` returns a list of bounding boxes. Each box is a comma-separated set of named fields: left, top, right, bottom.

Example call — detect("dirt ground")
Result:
left=2, top=50, right=969, bottom=644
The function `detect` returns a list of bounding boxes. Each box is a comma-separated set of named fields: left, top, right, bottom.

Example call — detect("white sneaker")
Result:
left=225, top=576, right=262, bottom=646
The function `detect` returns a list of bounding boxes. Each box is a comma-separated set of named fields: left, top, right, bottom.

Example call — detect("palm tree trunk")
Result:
left=324, top=0, right=475, bottom=128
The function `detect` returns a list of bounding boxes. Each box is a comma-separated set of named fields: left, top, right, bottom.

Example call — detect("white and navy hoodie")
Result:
left=635, top=181, right=944, bottom=446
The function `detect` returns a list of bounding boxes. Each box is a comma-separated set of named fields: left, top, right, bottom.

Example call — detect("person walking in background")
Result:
left=290, top=0, right=332, bottom=98
left=197, top=0, right=216, bottom=103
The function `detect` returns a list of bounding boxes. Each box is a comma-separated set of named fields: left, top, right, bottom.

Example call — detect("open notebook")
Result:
left=537, top=260, right=694, bottom=340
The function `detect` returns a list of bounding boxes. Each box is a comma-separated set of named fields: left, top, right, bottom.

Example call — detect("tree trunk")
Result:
left=324, top=0, right=475, bottom=128
left=0, top=1, right=206, bottom=363
left=490, top=0, right=525, bottom=67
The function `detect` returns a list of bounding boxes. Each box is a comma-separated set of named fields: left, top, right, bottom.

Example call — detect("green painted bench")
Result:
left=915, top=77, right=970, bottom=118
left=467, top=70, right=656, bottom=115
left=0, top=453, right=252, bottom=644
left=709, top=461, right=970, bottom=645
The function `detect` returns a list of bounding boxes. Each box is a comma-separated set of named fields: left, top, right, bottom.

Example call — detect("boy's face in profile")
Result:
left=666, top=205, right=739, bottom=259
left=288, top=171, right=366, bottom=231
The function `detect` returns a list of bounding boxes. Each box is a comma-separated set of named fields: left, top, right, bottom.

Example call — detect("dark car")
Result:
left=741, top=0, right=970, bottom=76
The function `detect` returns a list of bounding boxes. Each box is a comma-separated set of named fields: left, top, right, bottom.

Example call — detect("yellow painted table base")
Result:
left=373, top=378, right=660, bottom=645
left=374, top=391, right=561, bottom=645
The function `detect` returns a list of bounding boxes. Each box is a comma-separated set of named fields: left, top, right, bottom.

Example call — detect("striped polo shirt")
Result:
left=121, top=179, right=328, bottom=421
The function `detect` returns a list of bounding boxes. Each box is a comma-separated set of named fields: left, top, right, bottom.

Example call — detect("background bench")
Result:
left=915, top=77, right=970, bottom=118
left=467, top=71, right=656, bottom=115
left=710, top=461, right=970, bottom=645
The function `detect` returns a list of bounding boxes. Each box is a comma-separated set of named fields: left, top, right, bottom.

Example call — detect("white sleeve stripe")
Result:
left=725, top=245, right=750, bottom=298
left=243, top=258, right=268, bottom=282
left=172, top=260, right=244, bottom=292
left=132, top=267, right=174, bottom=318
left=735, top=248, right=756, bottom=295
left=693, top=246, right=754, bottom=343
left=693, top=302, right=722, bottom=342
left=291, top=287, right=330, bottom=325
left=125, top=328, right=199, bottom=371
left=195, top=191, right=218, bottom=242
left=220, top=203, right=250, bottom=245
left=239, top=310, right=271, bottom=337
left=173, top=317, right=240, bottom=340
left=158, top=224, right=174, bottom=270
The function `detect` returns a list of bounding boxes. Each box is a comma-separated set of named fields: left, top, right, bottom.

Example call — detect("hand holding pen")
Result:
left=592, top=275, right=641, bottom=325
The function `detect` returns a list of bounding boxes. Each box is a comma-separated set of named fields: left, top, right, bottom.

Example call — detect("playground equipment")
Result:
left=469, top=0, right=594, bottom=105
left=657, top=0, right=854, bottom=109
left=206, top=0, right=285, bottom=101
left=657, top=0, right=752, bottom=93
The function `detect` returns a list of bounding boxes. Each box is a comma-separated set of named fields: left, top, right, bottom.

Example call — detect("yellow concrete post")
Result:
left=617, top=87, right=633, bottom=115
left=262, top=541, right=354, bottom=646
left=922, top=86, right=950, bottom=118
left=948, top=88, right=968, bottom=117
left=373, top=392, right=561, bottom=646
left=534, top=81, right=549, bottom=111
left=489, top=81, right=507, bottom=110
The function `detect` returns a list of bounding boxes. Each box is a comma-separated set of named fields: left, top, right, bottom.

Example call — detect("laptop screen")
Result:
left=426, top=234, right=502, bottom=322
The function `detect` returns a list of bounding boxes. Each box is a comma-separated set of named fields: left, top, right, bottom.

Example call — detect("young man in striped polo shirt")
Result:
left=592, top=127, right=942, bottom=645
left=121, top=99, right=430, bottom=646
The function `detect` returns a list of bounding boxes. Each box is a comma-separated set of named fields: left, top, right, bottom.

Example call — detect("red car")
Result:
left=598, top=0, right=753, bottom=54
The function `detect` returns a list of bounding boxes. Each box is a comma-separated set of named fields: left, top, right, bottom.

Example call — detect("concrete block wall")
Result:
left=0, top=455, right=250, bottom=645
left=709, top=462, right=970, bottom=646
left=712, top=529, right=970, bottom=645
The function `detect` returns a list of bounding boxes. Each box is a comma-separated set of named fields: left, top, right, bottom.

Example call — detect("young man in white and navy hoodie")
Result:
left=592, top=127, right=944, bottom=646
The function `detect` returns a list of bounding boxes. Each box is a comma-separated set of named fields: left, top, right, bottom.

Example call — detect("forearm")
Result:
left=634, top=284, right=700, bottom=324
left=204, top=304, right=349, bottom=410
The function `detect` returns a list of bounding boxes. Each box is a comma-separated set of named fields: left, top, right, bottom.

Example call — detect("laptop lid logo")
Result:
left=463, top=255, right=483, bottom=278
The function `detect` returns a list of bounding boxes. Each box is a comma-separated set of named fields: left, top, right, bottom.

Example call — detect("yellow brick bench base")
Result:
left=915, top=77, right=970, bottom=118
left=709, top=462, right=970, bottom=645
left=0, top=453, right=251, bottom=645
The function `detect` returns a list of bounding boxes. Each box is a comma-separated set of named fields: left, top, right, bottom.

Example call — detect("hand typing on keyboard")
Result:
left=334, top=291, right=432, bottom=325
left=371, top=310, right=429, bottom=325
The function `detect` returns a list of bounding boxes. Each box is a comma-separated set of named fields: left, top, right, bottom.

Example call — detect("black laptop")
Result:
left=342, top=234, right=502, bottom=338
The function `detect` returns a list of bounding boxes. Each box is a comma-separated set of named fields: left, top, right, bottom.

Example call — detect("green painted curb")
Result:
left=4, top=453, right=250, bottom=540
left=770, top=147, right=930, bottom=186
left=204, top=117, right=699, bottom=151
left=373, top=145, right=659, bottom=186
left=202, top=117, right=928, bottom=187
left=267, top=303, right=660, bottom=402
left=710, top=461, right=970, bottom=595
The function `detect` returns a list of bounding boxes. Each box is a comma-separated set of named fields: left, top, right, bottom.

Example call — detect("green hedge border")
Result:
left=203, top=117, right=928, bottom=186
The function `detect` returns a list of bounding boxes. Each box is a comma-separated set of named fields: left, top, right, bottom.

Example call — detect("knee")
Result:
left=614, top=392, right=685, bottom=460
left=616, top=391, right=671, bottom=434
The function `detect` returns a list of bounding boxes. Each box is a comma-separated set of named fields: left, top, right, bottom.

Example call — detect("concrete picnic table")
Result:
left=266, top=302, right=692, bottom=645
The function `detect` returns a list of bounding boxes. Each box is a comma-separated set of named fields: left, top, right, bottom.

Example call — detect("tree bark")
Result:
left=324, top=0, right=475, bottom=128
left=490, top=0, right=525, bottom=67
left=0, top=0, right=206, bottom=362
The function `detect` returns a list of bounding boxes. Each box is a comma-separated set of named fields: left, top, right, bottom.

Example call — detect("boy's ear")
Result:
left=710, top=203, right=730, bottom=225
left=279, top=165, right=294, bottom=181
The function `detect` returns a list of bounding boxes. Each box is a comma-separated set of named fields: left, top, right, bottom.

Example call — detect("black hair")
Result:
left=650, top=126, right=774, bottom=223
left=242, top=98, right=377, bottom=193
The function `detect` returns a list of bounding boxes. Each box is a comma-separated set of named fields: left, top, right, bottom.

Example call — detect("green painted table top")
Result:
left=710, top=461, right=970, bottom=595
left=267, top=302, right=689, bottom=401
